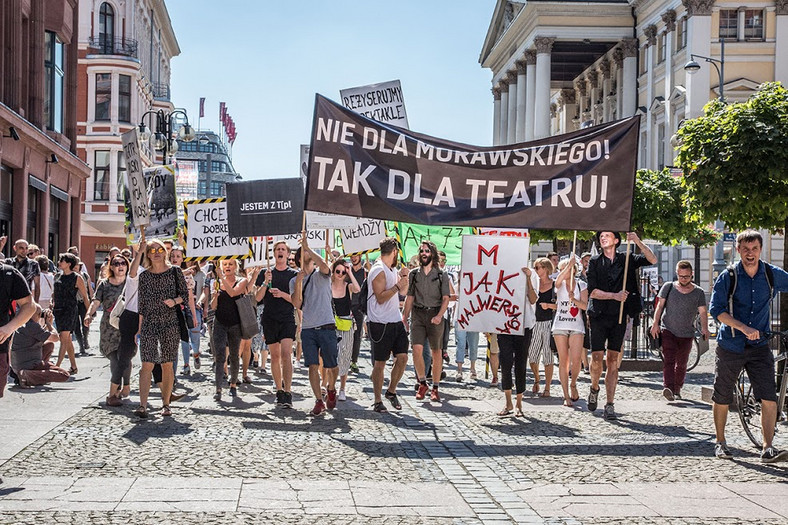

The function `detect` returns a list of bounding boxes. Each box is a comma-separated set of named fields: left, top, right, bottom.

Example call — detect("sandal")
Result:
left=68, top=367, right=78, bottom=375
left=133, top=405, right=148, bottom=418
left=563, top=398, right=574, bottom=407
left=242, top=376, right=252, bottom=384
left=161, top=405, right=172, bottom=417
left=531, top=383, right=540, bottom=394
left=570, top=385, right=580, bottom=402
left=372, top=401, right=388, bottom=413
left=515, top=407, right=525, bottom=417
left=497, top=407, right=514, bottom=417
left=385, top=391, right=402, bottom=410
left=541, top=388, right=551, bottom=398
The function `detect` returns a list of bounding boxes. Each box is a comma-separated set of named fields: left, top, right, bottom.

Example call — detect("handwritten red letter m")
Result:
left=477, top=244, right=499, bottom=265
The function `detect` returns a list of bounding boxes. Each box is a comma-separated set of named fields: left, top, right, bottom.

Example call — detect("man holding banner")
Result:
left=586, top=231, right=656, bottom=420
left=402, top=241, right=450, bottom=402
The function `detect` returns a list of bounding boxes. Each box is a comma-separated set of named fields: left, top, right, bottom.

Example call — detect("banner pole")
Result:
left=324, top=228, right=330, bottom=262
left=570, top=230, right=578, bottom=292
left=265, top=237, right=269, bottom=271
left=618, top=240, right=631, bottom=324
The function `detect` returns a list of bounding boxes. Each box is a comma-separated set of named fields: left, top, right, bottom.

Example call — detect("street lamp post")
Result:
left=138, top=109, right=196, bottom=164
left=684, top=38, right=727, bottom=279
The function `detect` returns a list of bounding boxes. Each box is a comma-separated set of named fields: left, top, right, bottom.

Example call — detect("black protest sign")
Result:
left=225, top=179, right=304, bottom=238
left=306, top=95, right=640, bottom=231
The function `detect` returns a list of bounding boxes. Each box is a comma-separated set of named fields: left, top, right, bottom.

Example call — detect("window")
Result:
left=118, top=74, right=131, bottom=122
left=719, top=10, right=738, bottom=40
left=44, top=31, right=65, bottom=133
left=744, top=10, right=764, bottom=40
left=198, top=180, right=208, bottom=196
left=199, top=159, right=208, bottom=172
left=93, top=151, right=110, bottom=200
left=676, top=17, right=687, bottom=50
left=211, top=160, right=226, bottom=172
left=657, top=33, right=666, bottom=64
left=95, top=73, right=111, bottom=121
left=210, top=181, right=224, bottom=196
left=99, top=2, right=115, bottom=53
left=657, top=123, right=665, bottom=170
left=117, top=151, right=126, bottom=202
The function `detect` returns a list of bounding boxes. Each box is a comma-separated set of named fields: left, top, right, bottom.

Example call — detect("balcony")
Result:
left=152, top=83, right=171, bottom=101
left=87, top=36, right=138, bottom=58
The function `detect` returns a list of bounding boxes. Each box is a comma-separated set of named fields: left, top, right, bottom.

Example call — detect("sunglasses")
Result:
left=335, top=269, right=346, bottom=275
left=111, top=261, right=128, bottom=267
left=148, top=247, right=165, bottom=254
left=419, top=249, right=431, bottom=254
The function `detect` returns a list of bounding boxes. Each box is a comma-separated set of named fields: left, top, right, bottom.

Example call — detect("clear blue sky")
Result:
left=167, top=1, right=497, bottom=180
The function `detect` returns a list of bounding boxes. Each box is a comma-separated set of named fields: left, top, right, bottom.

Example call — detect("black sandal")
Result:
left=133, top=405, right=148, bottom=418
left=385, top=391, right=402, bottom=410
left=372, top=401, right=388, bottom=413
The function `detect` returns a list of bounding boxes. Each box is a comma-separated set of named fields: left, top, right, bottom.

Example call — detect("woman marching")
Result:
left=210, top=259, right=249, bottom=400
left=528, top=257, right=556, bottom=397
left=331, top=259, right=360, bottom=401
left=85, top=252, right=129, bottom=406
left=53, top=253, right=92, bottom=375
left=134, top=239, right=189, bottom=418
left=552, top=258, right=589, bottom=407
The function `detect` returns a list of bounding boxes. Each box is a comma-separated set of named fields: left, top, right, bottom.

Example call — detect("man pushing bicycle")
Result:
left=709, top=230, right=788, bottom=463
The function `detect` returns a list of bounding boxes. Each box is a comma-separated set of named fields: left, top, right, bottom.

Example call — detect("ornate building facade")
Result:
left=76, top=0, right=180, bottom=279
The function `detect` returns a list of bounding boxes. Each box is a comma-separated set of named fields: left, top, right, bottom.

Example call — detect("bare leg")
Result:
left=412, top=344, right=426, bottom=380
left=590, top=351, right=604, bottom=391
left=502, top=389, right=514, bottom=412
left=340, top=374, right=347, bottom=391
left=269, top=342, right=283, bottom=391
left=240, top=338, right=251, bottom=379
left=160, top=362, right=173, bottom=405
left=56, top=331, right=76, bottom=371
left=761, top=400, right=778, bottom=450
left=713, top=402, right=729, bottom=443
left=324, top=366, right=338, bottom=392
left=372, top=360, right=386, bottom=403
left=605, top=351, right=620, bottom=404
left=389, top=354, right=407, bottom=392
left=490, top=353, right=499, bottom=381
left=308, top=364, right=322, bottom=399
left=139, top=361, right=154, bottom=408
left=530, top=361, right=540, bottom=393
left=431, top=348, right=443, bottom=385
left=280, top=338, right=294, bottom=391
left=542, top=364, right=554, bottom=397
left=568, top=335, right=583, bottom=400
left=555, top=335, right=571, bottom=403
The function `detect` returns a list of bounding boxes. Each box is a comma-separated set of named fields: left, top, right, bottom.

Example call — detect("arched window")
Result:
left=98, top=3, right=115, bottom=53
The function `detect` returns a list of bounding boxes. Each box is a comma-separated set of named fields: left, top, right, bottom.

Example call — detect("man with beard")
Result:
left=586, top=231, right=656, bottom=420
left=367, top=237, right=409, bottom=412
left=349, top=253, right=369, bottom=373
left=402, top=240, right=450, bottom=402
left=255, top=241, right=298, bottom=408
left=1, top=238, right=40, bottom=303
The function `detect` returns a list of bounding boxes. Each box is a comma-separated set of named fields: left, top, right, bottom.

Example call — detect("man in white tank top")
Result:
left=367, top=237, right=409, bottom=413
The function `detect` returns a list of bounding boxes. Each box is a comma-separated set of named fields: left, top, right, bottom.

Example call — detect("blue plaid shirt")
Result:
left=709, top=261, right=788, bottom=353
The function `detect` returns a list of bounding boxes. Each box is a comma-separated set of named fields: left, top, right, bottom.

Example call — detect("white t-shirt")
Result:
left=38, top=272, right=54, bottom=305
left=552, top=280, right=587, bottom=333
left=124, top=268, right=143, bottom=313
left=367, top=260, right=401, bottom=324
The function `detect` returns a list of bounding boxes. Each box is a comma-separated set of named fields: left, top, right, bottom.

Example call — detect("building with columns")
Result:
left=76, top=0, right=180, bottom=280
left=0, top=0, right=91, bottom=261
left=480, top=0, right=787, bottom=289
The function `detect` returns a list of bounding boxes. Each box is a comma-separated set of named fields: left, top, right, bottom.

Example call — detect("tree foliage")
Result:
left=676, top=82, right=788, bottom=232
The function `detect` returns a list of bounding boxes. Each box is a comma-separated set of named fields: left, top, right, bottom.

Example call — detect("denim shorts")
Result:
left=301, top=326, right=339, bottom=368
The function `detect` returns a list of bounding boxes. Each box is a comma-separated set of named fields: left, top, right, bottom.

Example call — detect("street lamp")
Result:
left=684, top=38, right=727, bottom=278
left=138, top=109, right=195, bottom=164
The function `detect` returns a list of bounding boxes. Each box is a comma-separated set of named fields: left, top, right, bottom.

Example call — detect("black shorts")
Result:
left=369, top=321, right=409, bottom=362
left=589, top=316, right=626, bottom=352
left=262, top=317, right=296, bottom=345
left=712, top=344, right=776, bottom=405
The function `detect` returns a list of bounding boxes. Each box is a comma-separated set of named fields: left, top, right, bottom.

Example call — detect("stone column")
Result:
left=515, top=60, right=527, bottom=142
left=558, top=89, right=577, bottom=133
left=588, top=71, right=599, bottom=123
left=6, top=0, right=23, bottom=112
left=662, top=10, right=677, bottom=167
left=524, top=50, right=537, bottom=141
left=775, top=1, right=788, bottom=84
left=506, top=70, right=518, bottom=143
left=533, top=37, right=554, bottom=139
left=492, top=86, right=502, bottom=146
left=576, top=79, right=588, bottom=123
left=621, top=38, right=638, bottom=118
left=645, top=25, right=657, bottom=169
left=13, top=148, right=30, bottom=242
left=682, top=0, right=715, bottom=118
left=499, top=77, right=509, bottom=143
left=600, top=60, right=612, bottom=122
left=29, top=0, right=45, bottom=129
left=613, top=48, right=624, bottom=119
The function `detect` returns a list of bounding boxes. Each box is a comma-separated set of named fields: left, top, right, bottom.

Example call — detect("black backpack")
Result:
left=358, top=277, right=370, bottom=316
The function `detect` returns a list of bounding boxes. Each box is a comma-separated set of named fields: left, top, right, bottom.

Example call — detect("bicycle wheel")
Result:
left=737, top=368, right=764, bottom=449
left=686, top=337, right=701, bottom=372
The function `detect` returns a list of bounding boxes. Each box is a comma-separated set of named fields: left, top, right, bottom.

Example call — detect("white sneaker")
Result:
left=456, top=372, right=463, bottom=383
left=338, top=389, right=347, bottom=402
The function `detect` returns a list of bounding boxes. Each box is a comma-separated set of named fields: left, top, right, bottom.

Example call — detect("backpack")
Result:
left=358, top=277, right=370, bottom=316
left=726, top=262, right=774, bottom=319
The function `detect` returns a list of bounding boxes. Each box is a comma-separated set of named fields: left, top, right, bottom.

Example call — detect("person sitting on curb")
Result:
left=12, top=305, right=69, bottom=388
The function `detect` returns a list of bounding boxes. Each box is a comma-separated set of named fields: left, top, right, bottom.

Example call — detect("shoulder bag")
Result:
left=236, top=292, right=260, bottom=339
left=172, top=268, right=191, bottom=342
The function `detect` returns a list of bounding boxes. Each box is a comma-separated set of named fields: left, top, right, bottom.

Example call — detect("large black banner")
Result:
left=305, top=95, right=640, bottom=231
left=225, top=179, right=304, bottom=238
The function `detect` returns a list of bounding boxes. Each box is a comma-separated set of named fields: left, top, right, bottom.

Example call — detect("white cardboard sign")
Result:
left=339, top=218, right=386, bottom=255
left=456, top=235, right=530, bottom=335
left=270, top=229, right=334, bottom=250
left=339, top=79, right=409, bottom=128
left=121, top=128, right=151, bottom=227
left=184, top=199, right=249, bottom=260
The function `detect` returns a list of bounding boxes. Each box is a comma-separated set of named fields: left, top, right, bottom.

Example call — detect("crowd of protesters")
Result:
left=2, top=228, right=787, bottom=462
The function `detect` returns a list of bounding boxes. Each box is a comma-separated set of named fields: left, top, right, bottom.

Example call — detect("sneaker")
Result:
left=372, top=401, right=388, bottom=413
left=470, top=371, right=477, bottom=381
left=588, top=387, right=600, bottom=412
left=229, top=386, right=237, bottom=397
left=106, top=395, right=122, bottom=407
left=349, top=362, right=359, bottom=374
left=456, top=372, right=463, bottom=383
left=430, top=387, right=440, bottom=402
left=276, top=390, right=285, bottom=407
left=338, top=389, right=347, bottom=402
left=181, top=365, right=190, bottom=376
left=674, top=392, right=682, bottom=400
left=213, top=391, right=221, bottom=401
left=603, top=403, right=617, bottom=420
left=715, top=442, right=733, bottom=459
left=326, top=389, right=337, bottom=410
left=440, top=370, right=447, bottom=381
left=321, top=386, right=327, bottom=399
left=310, top=399, right=326, bottom=416
left=662, top=387, right=675, bottom=401
left=416, top=382, right=428, bottom=400
left=490, top=377, right=499, bottom=387
left=761, top=447, right=788, bottom=463
left=193, top=355, right=201, bottom=370
left=283, top=391, right=293, bottom=409
left=170, top=392, right=186, bottom=402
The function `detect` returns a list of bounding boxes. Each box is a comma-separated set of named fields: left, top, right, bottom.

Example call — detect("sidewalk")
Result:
left=1, top=328, right=787, bottom=524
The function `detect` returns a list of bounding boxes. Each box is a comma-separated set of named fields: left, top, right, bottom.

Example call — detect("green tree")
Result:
left=677, top=81, right=788, bottom=324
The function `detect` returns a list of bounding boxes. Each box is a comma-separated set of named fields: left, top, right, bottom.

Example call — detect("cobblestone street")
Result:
left=2, top=328, right=787, bottom=524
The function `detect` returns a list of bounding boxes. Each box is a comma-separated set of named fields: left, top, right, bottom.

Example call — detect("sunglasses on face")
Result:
left=419, top=249, right=431, bottom=254
left=111, top=261, right=127, bottom=267
left=335, top=269, right=346, bottom=275
left=148, top=247, right=165, bottom=254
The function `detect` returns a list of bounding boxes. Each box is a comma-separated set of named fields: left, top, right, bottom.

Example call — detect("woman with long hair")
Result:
left=552, top=258, right=588, bottom=407
left=85, top=253, right=129, bottom=406
left=528, top=257, right=556, bottom=397
left=331, top=259, right=360, bottom=401
left=53, top=253, right=91, bottom=375
left=210, top=259, right=249, bottom=400
left=169, top=246, right=198, bottom=376
left=135, top=239, right=189, bottom=418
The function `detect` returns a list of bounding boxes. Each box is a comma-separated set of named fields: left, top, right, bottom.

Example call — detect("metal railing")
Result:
left=87, top=36, right=138, bottom=58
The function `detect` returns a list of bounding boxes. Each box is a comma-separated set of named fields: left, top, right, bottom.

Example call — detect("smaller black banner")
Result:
left=225, top=179, right=304, bottom=238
